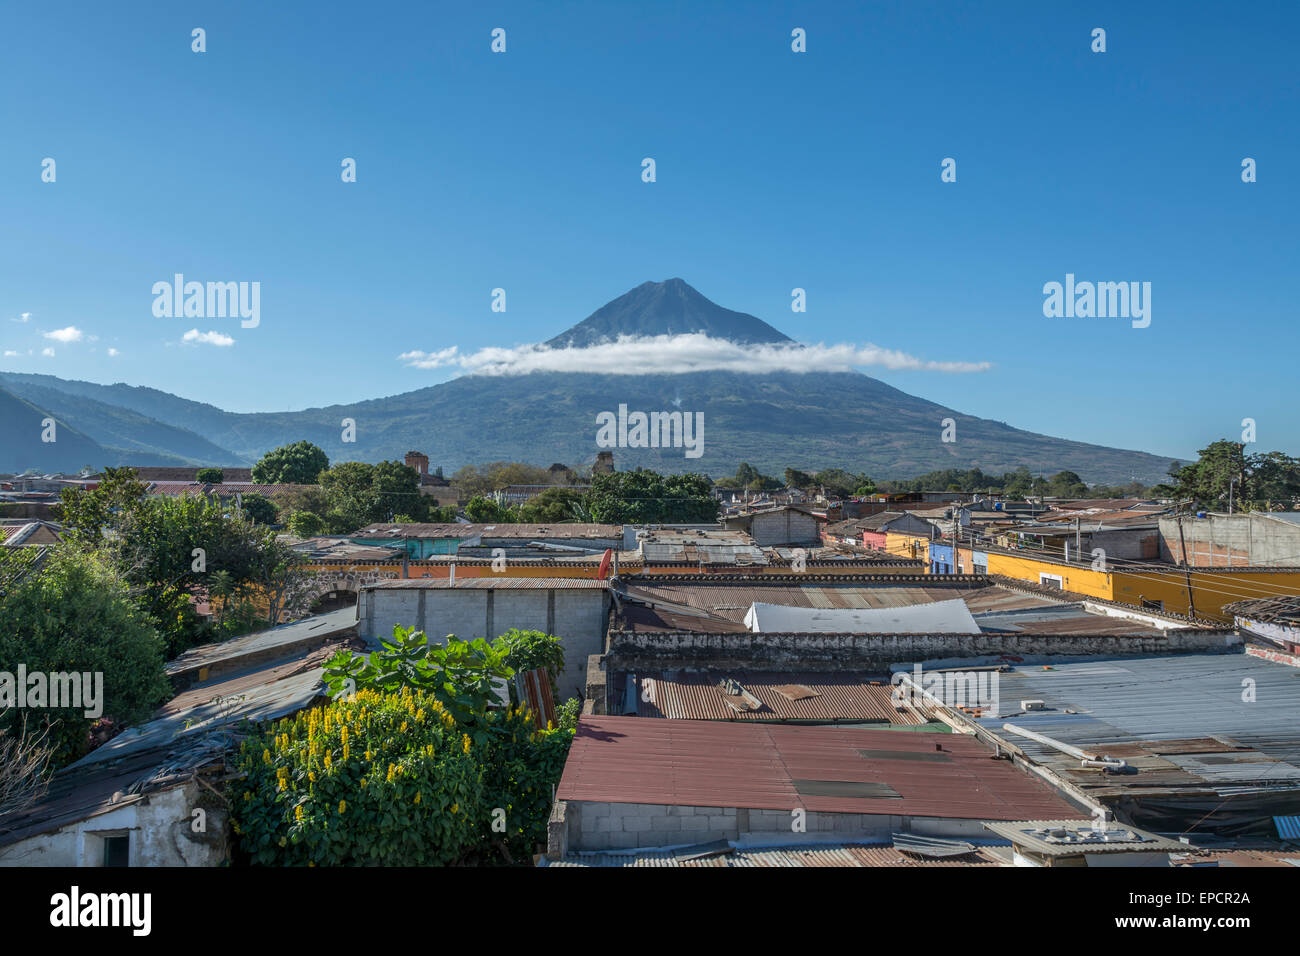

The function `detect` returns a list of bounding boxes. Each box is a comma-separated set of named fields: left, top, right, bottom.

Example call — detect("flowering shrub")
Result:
left=230, top=687, right=574, bottom=865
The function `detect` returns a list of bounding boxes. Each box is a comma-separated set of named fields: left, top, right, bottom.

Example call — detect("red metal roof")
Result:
left=558, top=716, right=1085, bottom=821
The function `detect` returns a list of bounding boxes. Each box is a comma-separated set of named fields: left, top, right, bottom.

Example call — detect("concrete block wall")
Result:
left=361, top=587, right=608, bottom=700
left=562, top=801, right=994, bottom=852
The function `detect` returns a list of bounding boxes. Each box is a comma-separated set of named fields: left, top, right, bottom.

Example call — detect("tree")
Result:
left=0, top=713, right=52, bottom=826
left=370, top=461, right=425, bottom=523
left=1169, top=441, right=1300, bottom=510
left=287, top=510, right=326, bottom=538
left=237, top=492, right=278, bottom=525
left=196, top=468, right=224, bottom=484
left=230, top=686, right=572, bottom=866
left=319, top=461, right=379, bottom=532
left=317, top=460, right=431, bottom=532
left=251, top=441, right=329, bottom=485
left=1169, top=441, right=1248, bottom=508
left=784, top=468, right=814, bottom=490
left=588, top=469, right=717, bottom=523
left=1046, top=470, right=1089, bottom=498
left=0, top=547, right=171, bottom=767
left=812, top=468, right=874, bottom=499
left=245, top=535, right=315, bottom=626
left=451, top=461, right=554, bottom=498
left=55, top=466, right=147, bottom=544
left=518, top=487, right=587, bottom=523
left=1243, top=451, right=1300, bottom=507
left=114, top=495, right=304, bottom=655
left=464, top=495, right=517, bottom=524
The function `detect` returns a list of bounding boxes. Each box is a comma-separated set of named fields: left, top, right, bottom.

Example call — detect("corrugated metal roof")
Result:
left=544, top=840, right=1003, bottom=867
left=983, top=819, right=1188, bottom=856
left=166, top=606, right=358, bottom=679
left=634, top=671, right=925, bottom=723
left=558, top=716, right=1084, bottom=821
left=972, top=653, right=1300, bottom=799
left=618, top=579, right=1176, bottom=636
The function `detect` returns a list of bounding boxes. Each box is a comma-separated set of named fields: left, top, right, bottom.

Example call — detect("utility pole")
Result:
left=1228, top=478, right=1236, bottom=515
left=1174, top=505, right=1197, bottom=618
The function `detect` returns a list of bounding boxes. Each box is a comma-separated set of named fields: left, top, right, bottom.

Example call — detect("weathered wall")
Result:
left=559, top=800, right=993, bottom=852
left=747, top=510, right=819, bottom=547
left=1159, top=514, right=1300, bottom=568
left=605, top=627, right=1239, bottom=672
left=1112, top=567, right=1300, bottom=623
left=0, top=782, right=228, bottom=867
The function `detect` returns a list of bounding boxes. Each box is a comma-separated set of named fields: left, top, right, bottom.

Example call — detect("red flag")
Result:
left=597, top=548, right=613, bottom=580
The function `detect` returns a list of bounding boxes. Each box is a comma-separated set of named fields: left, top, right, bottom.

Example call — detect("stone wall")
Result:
left=606, top=627, right=1239, bottom=673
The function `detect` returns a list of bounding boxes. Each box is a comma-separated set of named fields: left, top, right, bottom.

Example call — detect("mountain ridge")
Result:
left=0, top=280, right=1181, bottom=483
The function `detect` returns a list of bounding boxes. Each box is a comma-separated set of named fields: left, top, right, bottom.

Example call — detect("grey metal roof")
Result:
left=166, top=606, right=358, bottom=679
left=974, top=653, right=1300, bottom=792
left=982, top=820, right=1188, bottom=856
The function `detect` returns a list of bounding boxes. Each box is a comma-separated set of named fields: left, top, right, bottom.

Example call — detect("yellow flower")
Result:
left=338, top=800, right=347, bottom=815
left=462, top=734, right=471, bottom=754
left=415, top=708, right=425, bottom=723
left=295, top=805, right=305, bottom=823
left=262, top=749, right=271, bottom=765
left=278, top=837, right=287, bottom=847
left=414, top=791, right=422, bottom=804
left=387, top=763, right=397, bottom=783
left=324, top=752, right=332, bottom=770
left=308, top=772, right=316, bottom=783
left=243, top=792, right=251, bottom=802
left=365, top=749, right=372, bottom=762
left=451, top=803, right=459, bottom=814
left=342, top=743, right=350, bottom=761
left=401, top=721, right=409, bottom=734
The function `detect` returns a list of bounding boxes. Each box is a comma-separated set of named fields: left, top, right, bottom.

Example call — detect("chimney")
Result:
left=405, top=450, right=429, bottom=476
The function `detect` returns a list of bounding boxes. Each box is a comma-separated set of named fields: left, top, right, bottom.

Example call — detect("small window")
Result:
left=1141, top=600, right=1164, bottom=612
left=102, top=834, right=130, bottom=867
left=1039, top=573, right=1064, bottom=590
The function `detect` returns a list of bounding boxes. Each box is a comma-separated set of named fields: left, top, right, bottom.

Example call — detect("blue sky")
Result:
left=2, top=1, right=1296, bottom=463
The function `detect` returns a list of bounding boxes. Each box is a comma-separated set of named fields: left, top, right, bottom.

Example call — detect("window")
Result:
left=1141, top=599, right=1164, bottom=612
left=1039, top=573, right=1064, bottom=590
left=87, top=831, right=130, bottom=867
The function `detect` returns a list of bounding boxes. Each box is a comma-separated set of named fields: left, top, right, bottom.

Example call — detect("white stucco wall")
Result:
left=0, top=782, right=229, bottom=867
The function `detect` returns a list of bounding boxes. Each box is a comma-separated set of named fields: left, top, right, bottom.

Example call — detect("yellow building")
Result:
left=945, top=542, right=1300, bottom=623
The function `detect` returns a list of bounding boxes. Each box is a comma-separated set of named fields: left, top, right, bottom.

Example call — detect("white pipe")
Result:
left=1002, top=723, right=1128, bottom=772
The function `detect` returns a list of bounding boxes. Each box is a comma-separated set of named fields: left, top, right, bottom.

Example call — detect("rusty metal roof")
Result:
left=617, top=578, right=1173, bottom=636
left=558, top=715, right=1085, bottom=821
left=633, top=671, right=925, bottom=723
